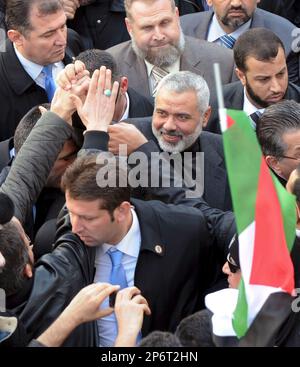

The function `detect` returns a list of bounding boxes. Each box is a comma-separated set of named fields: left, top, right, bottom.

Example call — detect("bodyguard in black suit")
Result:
left=206, top=28, right=300, bottom=134
left=0, top=0, right=83, bottom=141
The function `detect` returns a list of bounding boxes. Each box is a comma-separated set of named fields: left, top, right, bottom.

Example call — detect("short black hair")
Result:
left=75, top=49, right=119, bottom=80
left=175, top=309, right=215, bottom=347
left=234, top=28, right=285, bottom=72
left=0, top=221, right=30, bottom=296
left=257, top=100, right=300, bottom=158
left=6, top=0, right=63, bottom=34
left=14, top=103, right=50, bottom=154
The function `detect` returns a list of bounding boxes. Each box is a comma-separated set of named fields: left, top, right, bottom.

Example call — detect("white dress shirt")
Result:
left=120, top=92, right=130, bottom=121
left=94, top=208, right=141, bottom=347
left=207, top=14, right=251, bottom=46
left=243, top=88, right=265, bottom=117
left=14, top=45, right=64, bottom=90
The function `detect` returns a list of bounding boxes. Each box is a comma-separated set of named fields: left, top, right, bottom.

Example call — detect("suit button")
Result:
left=97, top=19, right=101, bottom=24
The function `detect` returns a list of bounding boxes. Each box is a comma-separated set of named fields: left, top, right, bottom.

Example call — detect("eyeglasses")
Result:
left=280, top=155, right=300, bottom=161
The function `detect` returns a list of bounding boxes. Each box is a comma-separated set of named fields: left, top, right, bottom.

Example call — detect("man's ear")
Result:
left=235, top=68, right=246, bottom=86
left=265, top=155, right=282, bottom=176
left=120, top=77, right=128, bottom=94
left=202, top=106, right=212, bottom=128
left=115, top=201, right=131, bottom=223
left=7, top=29, right=24, bottom=47
left=23, top=264, right=33, bottom=279
left=125, top=17, right=132, bottom=34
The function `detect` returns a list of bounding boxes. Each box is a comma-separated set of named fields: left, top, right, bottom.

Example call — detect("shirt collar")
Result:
left=120, top=92, right=130, bottom=121
left=14, top=44, right=60, bottom=82
left=101, top=208, right=141, bottom=258
left=207, top=14, right=251, bottom=43
left=243, top=87, right=265, bottom=116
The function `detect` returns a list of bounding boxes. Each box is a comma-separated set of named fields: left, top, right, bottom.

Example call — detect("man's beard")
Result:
left=152, top=122, right=202, bottom=153
left=220, top=6, right=251, bottom=30
left=245, top=78, right=282, bottom=109
left=131, top=29, right=185, bottom=68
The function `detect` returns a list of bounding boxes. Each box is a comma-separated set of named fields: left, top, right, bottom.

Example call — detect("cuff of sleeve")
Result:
left=82, top=131, right=109, bottom=151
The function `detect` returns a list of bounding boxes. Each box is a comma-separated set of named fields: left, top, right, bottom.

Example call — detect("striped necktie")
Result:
left=219, top=34, right=236, bottom=49
left=151, top=66, right=169, bottom=96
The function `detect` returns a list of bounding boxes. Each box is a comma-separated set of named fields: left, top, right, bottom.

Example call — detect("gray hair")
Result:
left=257, top=100, right=300, bottom=158
left=125, top=0, right=176, bottom=19
left=155, top=71, right=210, bottom=115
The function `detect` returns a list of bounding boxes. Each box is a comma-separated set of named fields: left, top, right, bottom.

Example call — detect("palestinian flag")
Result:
left=206, top=109, right=296, bottom=345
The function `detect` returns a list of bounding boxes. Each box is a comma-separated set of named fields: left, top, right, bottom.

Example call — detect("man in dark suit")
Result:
left=206, top=29, right=300, bottom=134
left=105, top=70, right=232, bottom=211
left=180, top=0, right=300, bottom=85
left=107, top=0, right=235, bottom=100
left=0, top=0, right=83, bottom=141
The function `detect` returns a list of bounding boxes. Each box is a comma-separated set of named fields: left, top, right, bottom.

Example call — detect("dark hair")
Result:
left=257, top=100, right=300, bottom=158
left=61, top=155, right=131, bottom=219
left=234, top=28, right=285, bottom=72
left=138, top=331, right=182, bottom=347
left=175, top=309, right=215, bottom=347
left=14, top=103, right=50, bottom=153
left=0, top=193, right=15, bottom=225
left=75, top=49, right=119, bottom=80
left=0, top=221, right=30, bottom=296
left=6, top=0, right=63, bottom=34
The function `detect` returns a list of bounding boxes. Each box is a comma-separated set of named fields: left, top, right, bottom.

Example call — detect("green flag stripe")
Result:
left=223, top=110, right=261, bottom=234
left=232, top=277, right=248, bottom=338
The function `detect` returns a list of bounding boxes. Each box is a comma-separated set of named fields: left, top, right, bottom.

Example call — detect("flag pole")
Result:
left=213, top=63, right=227, bottom=132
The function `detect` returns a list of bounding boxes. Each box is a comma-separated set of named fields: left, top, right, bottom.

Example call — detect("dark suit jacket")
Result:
left=180, top=8, right=300, bottom=85
left=127, top=87, right=154, bottom=118
left=206, top=81, right=300, bottom=134
left=107, top=36, right=235, bottom=100
left=125, top=117, right=232, bottom=211
left=0, top=29, right=83, bottom=141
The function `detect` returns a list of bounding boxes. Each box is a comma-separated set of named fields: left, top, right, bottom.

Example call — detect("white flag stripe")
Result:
left=239, top=221, right=285, bottom=328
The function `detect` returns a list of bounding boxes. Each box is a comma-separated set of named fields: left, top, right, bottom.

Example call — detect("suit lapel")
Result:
left=200, top=134, right=226, bottom=208
left=180, top=37, right=204, bottom=76
left=131, top=199, right=167, bottom=335
left=196, top=11, right=214, bottom=39
left=125, top=48, right=151, bottom=98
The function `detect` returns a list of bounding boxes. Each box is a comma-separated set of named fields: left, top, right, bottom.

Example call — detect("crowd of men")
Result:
left=0, top=0, right=300, bottom=347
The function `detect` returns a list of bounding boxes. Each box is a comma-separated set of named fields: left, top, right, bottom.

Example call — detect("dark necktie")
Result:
left=219, top=34, right=236, bottom=49
left=249, top=111, right=262, bottom=130
left=42, top=65, right=56, bottom=102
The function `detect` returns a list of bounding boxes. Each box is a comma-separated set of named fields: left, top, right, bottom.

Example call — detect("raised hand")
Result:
left=71, top=66, right=119, bottom=131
